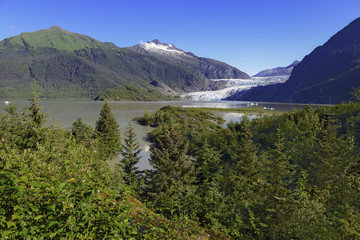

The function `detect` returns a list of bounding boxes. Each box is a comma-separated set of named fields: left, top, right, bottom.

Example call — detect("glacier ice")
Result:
left=182, top=75, right=289, bottom=101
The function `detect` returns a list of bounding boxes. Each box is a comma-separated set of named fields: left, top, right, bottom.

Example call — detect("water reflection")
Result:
left=221, top=113, right=260, bottom=127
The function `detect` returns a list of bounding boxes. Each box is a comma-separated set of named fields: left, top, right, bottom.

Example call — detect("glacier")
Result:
left=182, top=75, right=289, bottom=101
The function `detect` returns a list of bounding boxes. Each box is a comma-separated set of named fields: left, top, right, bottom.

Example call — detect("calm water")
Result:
left=0, top=100, right=314, bottom=169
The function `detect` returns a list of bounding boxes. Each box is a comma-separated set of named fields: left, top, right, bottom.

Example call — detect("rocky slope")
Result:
left=234, top=17, right=360, bottom=104
left=0, top=27, right=248, bottom=99
left=254, top=60, right=299, bottom=77
left=128, top=39, right=250, bottom=80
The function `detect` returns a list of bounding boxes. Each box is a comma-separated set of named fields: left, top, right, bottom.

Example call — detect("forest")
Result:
left=1, top=93, right=360, bottom=239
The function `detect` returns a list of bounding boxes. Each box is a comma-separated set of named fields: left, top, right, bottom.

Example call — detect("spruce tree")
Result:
left=194, top=143, right=225, bottom=226
left=224, top=117, right=265, bottom=237
left=120, top=123, right=141, bottom=190
left=147, top=126, right=195, bottom=217
left=261, top=129, right=294, bottom=238
left=20, top=88, right=47, bottom=149
left=28, top=82, right=47, bottom=127
left=288, top=170, right=328, bottom=239
left=95, top=101, right=121, bottom=160
left=308, top=124, right=360, bottom=238
left=72, top=116, right=94, bottom=148
left=72, top=117, right=93, bottom=140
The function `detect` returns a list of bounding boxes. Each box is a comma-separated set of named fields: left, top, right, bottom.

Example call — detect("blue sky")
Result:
left=0, top=0, right=359, bottom=75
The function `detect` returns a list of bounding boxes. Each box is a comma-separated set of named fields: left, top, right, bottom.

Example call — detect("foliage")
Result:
left=95, top=101, right=121, bottom=160
left=146, top=126, right=196, bottom=218
left=71, top=116, right=94, bottom=147
left=139, top=101, right=360, bottom=239
left=119, top=123, right=142, bottom=193
left=350, top=87, right=360, bottom=103
left=3, top=91, right=360, bottom=239
left=136, top=105, right=224, bottom=154
left=0, top=98, right=208, bottom=239
left=95, top=85, right=178, bottom=101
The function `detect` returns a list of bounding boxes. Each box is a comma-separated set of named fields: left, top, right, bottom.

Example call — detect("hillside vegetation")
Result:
left=0, top=97, right=223, bottom=239
left=136, top=102, right=360, bottom=239
left=2, top=92, right=360, bottom=239
left=94, top=85, right=180, bottom=101
left=0, top=26, right=246, bottom=99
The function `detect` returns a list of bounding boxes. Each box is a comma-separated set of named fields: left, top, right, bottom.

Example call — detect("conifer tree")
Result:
left=28, top=83, right=47, bottom=127
left=223, top=117, right=265, bottom=237
left=72, top=116, right=94, bottom=148
left=288, top=170, right=328, bottom=239
left=267, top=129, right=292, bottom=196
left=95, top=101, right=121, bottom=160
left=72, top=117, right=93, bottom=140
left=308, top=123, right=360, bottom=238
left=120, top=123, right=141, bottom=190
left=194, top=143, right=225, bottom=226
left=20, top=87, right=47, bottom=149
left=262, top=129, right=294, bottom=238
left=147, top=126, right=195, bottom=217
left=28, top=94, right=46, bottom=127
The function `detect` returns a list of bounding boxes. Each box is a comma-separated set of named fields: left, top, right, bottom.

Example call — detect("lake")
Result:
left=1, top=100, right=313, bottom=169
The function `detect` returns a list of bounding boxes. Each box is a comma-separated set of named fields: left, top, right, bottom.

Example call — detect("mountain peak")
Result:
left=139, top=39, right=186, bottom=57
left=145, top=39, right=176, bottom=48
left=289, top=60, right=300, bottom=67
left=0, top=25, right=102, bottom=52
left=150, top=39, right=161, bottom=44
left=50, top=25, right=64, bottom=31
left=254, top=60, right=299, bottom=77
left=48, top=25, right=72, bottom=35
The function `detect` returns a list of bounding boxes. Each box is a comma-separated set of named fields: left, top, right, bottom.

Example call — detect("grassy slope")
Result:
left=4, top=26, right=103, bottom=51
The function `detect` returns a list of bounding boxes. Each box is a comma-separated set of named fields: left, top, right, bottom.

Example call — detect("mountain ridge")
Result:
left=0, top=26, right=248, bottom=99
left=253, top=60, right=299, bottom=77
left=233, top=17, right=360, bottom=104
left=128, top=39, right=249, bottom=80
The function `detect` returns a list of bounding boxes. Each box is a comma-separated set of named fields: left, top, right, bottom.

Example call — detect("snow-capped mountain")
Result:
left=138, top=39, right=189, bottom=58
left=254, top=60, right=300, bottom=77
left=182, top=76, right=288, bottom=101
left=128, top=39, right=250, bottom=80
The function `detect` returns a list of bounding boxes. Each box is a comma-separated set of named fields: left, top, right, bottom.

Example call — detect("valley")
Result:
left=1, top=7, right=360, bottom=239
left=1, top=17, right=359, bottom=104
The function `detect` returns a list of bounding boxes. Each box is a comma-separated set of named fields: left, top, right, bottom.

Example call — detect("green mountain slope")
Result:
left=1, top=26, right=103, bottom=52
left=94, top=85, right=179, bottom=101
left=0, top=26, right=246, bottom=99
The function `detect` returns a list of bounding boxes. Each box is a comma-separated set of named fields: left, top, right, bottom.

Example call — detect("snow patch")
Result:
left=141, top=41, right=187, bottom=56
